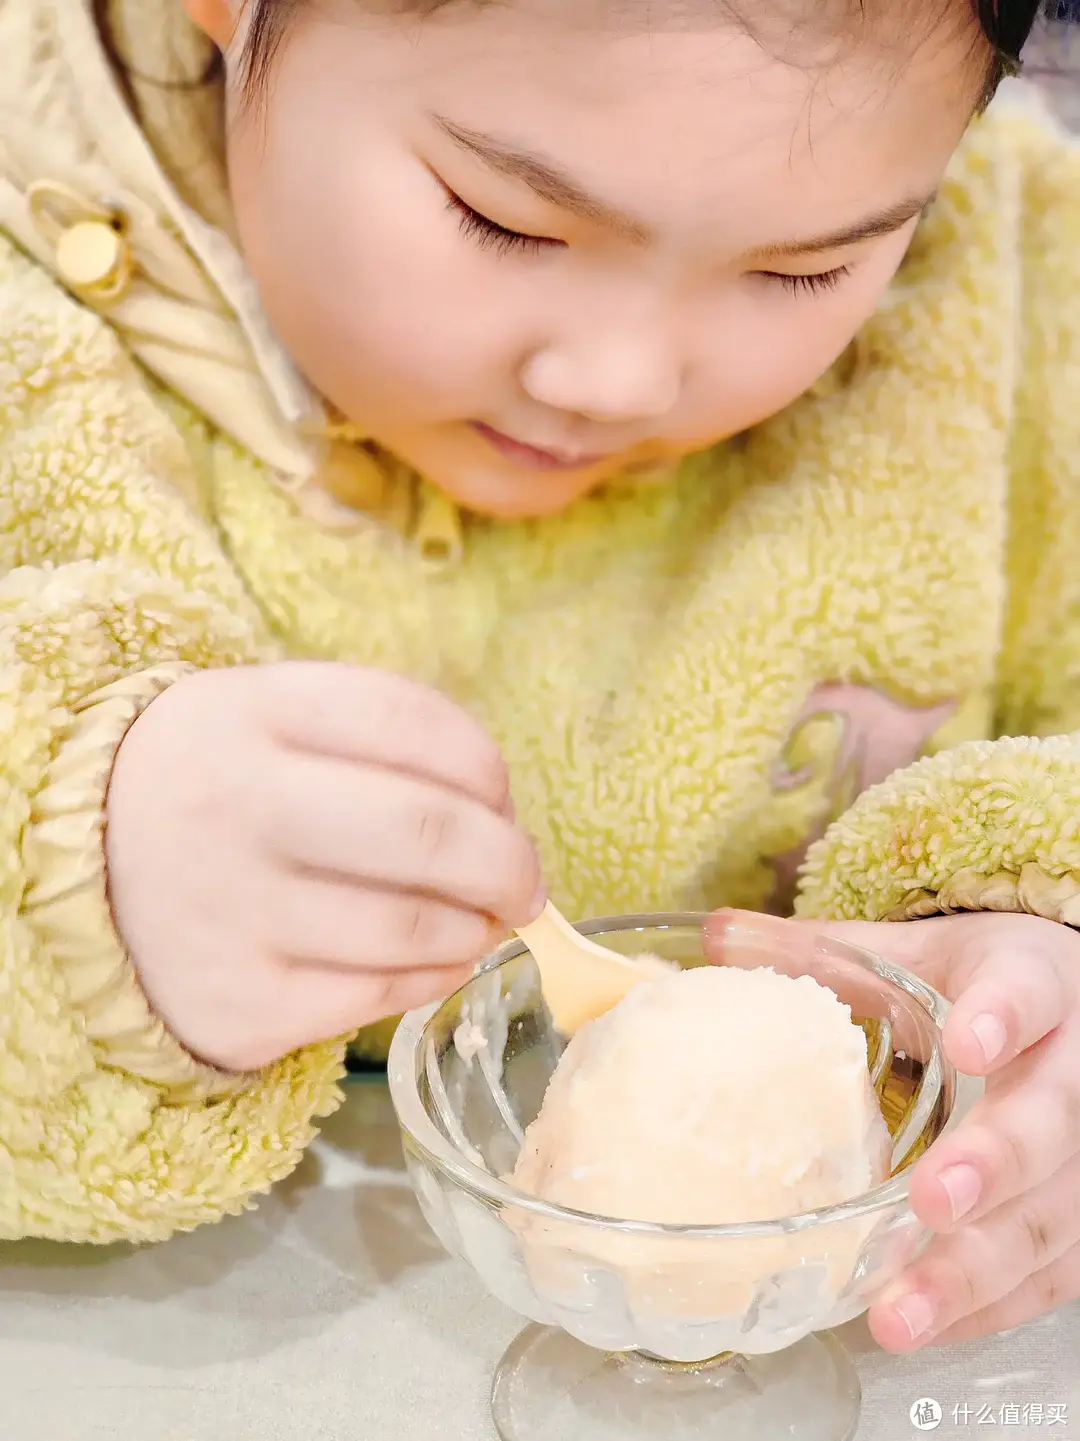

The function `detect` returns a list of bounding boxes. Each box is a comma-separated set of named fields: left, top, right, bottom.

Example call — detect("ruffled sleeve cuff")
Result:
left=21, top=665, right=256, bottom=1103
left=795, top=734, right=1080, bottom=929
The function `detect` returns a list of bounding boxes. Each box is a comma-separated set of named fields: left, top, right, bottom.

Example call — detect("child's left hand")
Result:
left=708, top=910, right=1080, bottom=1351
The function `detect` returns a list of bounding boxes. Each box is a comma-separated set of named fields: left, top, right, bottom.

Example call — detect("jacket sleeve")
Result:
left=797, top=103, right=1080, bottom=932
left=0, top=237, right=344, bottom=1242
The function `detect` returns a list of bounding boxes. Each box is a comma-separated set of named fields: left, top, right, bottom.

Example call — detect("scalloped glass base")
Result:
left=490, top=1325, right=861, bottom=1441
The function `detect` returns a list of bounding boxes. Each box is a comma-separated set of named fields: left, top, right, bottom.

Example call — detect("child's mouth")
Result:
left=470, top=421, right=613, bottom=473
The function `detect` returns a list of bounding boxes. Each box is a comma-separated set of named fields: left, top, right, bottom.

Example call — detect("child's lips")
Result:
left=470, top=421, right=615, bottom=472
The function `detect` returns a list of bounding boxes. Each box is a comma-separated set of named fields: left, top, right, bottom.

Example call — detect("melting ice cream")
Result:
left=508, top=964, right=892, bottom=1328
left=512, top=964, right=889, bottom=1223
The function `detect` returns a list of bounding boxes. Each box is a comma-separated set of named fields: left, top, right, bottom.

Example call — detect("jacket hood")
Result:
left=0, top=0, right=349, bottom=502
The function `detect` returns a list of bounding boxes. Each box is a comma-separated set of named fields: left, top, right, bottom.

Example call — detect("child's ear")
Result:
left=181, top=0, right=237, bottom=50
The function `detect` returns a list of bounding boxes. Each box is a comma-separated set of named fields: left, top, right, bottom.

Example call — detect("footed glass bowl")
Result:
left=388, top=914, right=955, bottom=1441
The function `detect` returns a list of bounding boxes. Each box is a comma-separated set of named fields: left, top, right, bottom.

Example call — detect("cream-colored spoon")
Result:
left=514, top=901, right=667, bottom=1036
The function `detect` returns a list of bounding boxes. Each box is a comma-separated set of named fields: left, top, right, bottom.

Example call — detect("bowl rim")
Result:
left=387, top=912, right=955, bottom=1239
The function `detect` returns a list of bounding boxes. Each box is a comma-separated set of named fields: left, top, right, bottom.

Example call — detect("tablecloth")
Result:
left=0, top=1080, right=1075, bottom=1440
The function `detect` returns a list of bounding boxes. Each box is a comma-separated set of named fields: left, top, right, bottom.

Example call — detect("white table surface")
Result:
left=0, top=1078, right=1075, bottom=1441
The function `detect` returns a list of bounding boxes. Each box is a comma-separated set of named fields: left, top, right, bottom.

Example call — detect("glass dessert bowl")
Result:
left=388, top=915, right=956, bottom=1441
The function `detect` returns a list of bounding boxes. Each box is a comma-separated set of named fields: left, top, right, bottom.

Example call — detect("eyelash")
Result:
left=444, top=190, right=558, bottom=258
left=443, top=185, right=851, bottom=295
left=760, top=267, right=850, bottom=297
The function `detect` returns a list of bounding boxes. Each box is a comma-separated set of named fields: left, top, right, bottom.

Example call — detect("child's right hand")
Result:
left=104, top=663, right=543, bottom=1072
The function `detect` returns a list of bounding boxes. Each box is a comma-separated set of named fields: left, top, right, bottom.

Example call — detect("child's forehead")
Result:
left=395, top=1, right=983, bottom=137
left=392, top=10, right=976, bottom=239
left=390, top=0, right=987, bottom=75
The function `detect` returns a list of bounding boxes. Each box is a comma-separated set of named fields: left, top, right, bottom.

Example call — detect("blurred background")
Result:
left=1028, top=5, right=1079, bottom=126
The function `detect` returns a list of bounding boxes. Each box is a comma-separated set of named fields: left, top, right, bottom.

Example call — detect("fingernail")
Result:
left=970, top=1012, right=1007, bottom=1066
left=892, top=1291, right=936, bottom=1343
left=939, top=1162, right=981, bottom=1222
left=527, top=885, right=548, bottom=922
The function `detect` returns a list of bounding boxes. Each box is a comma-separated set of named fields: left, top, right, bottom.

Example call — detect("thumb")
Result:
left=705, top=908, right=1070, bottom=1075
left=705, top=907, right=966, bottom=996
left=703, top=908, right=960, bottom=1062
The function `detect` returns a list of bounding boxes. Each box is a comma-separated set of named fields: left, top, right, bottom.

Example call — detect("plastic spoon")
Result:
left=514, top=901, right=666, bottom=1036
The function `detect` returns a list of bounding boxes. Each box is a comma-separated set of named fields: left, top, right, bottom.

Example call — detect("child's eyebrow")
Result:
left=749, top=195, right=938, bottom=261
left=431, top=113, right=935, bottom=259
left=431, top=114, right=651, bottom=243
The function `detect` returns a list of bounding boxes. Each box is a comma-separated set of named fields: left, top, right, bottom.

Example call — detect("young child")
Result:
left=0, top=0, right=1076, bottom=1354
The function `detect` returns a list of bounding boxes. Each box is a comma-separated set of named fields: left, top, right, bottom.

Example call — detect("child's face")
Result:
left=193, top=0, right=980, bottom=518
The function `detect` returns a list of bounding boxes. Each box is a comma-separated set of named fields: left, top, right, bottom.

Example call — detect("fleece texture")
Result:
left=0, top=0, right=1077, bottom=1241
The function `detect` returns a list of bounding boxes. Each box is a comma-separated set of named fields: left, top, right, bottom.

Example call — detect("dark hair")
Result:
left=241, top=0, right=1055, bottom=99
left=978, top=0, right=1055, bottom=73
left=94, top=0, right=224, bottom=114
left=96, top=0, right=1065, bottom=117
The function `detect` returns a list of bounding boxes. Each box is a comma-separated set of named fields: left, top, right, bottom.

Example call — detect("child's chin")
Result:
left=440, top=465, right=609, bottom=520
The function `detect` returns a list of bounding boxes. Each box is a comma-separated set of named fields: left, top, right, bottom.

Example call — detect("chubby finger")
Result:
left=868, top=1151, right=1080, bottom=1352
left=909, top=1025, right=1080, bottom=1229
left=297, top=964, right=477, bottom=1044
left=709, top=911, right=1078, bottom=1064
left=260, top=661, right=513, bottom=813
left=265, top=753, right=543, bottom=926
left=705, top=912, right=933, bottom=974
left=228, top=963, right=477, bottom=1070
left=266, top=871, right=504, bottom=971
left=939, top=930, right=1070, bottom=1078
left=336, top=963, right=477, bottom=1020
left=703, top=911, right=931, bottom=1058
left=930, top=1241, right=1080, bottom=1347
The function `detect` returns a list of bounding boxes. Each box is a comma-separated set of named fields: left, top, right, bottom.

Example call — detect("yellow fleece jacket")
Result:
left=0, top=0, right=1077, bottom=1243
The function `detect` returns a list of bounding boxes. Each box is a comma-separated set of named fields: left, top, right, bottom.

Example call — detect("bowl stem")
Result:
left=491, top=1324, right=862, bottom=1441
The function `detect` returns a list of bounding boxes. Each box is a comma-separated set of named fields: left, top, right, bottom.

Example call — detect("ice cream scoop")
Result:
left=508, top=962, right=892, bottom=1321
left=513, top=963, right=890, bottom=1223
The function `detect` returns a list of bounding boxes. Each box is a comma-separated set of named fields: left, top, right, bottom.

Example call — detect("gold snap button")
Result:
left=55, top=220, right=130, bottom=298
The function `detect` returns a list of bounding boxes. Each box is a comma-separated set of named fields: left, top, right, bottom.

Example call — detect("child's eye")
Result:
left=757, top=267, right=851, bottom=297
left=444, top=189, right=562, bottom=259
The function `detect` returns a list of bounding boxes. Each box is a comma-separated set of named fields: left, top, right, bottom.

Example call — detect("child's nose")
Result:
left=519, top=331, right=682, bottom=425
